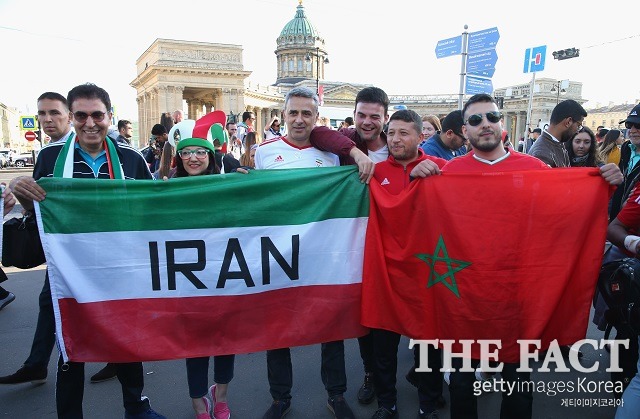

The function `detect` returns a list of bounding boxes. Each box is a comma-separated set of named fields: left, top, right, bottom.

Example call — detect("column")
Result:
left=255, top=107, right=263, bottom=136
left=136, top=96, right=144, bottom=149
left=157, top=86, right=169, bottom=114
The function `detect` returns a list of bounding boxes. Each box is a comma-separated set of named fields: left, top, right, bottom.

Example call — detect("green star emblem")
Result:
left=415, top=235, right=471, bottom=298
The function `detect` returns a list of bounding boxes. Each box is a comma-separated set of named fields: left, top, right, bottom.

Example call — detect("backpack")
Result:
left=597, top=257, right=640, bottom=338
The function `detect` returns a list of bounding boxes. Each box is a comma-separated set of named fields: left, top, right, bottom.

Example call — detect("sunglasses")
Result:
left=73, top=111, right=107, bottom=123
left=178, top=149, right=209, bottom=159
left=626, top=121, right=640, bottom=130
left=465, top=111, right=503, bottom=126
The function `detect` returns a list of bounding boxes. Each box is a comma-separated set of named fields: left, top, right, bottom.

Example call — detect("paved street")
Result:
left=0, top=266, right=622, bottom=419
left=0, top=168, right=624, bottom=418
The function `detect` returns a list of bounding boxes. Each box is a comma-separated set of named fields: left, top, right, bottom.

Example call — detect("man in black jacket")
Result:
left=8, top=83, right=165, bottom=419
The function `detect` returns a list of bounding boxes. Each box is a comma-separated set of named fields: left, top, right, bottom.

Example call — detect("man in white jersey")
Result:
left=255, top=86, right=355, bottom=419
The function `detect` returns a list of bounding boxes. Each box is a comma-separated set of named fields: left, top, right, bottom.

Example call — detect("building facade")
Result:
left=131, top=1, right=633, bottom=144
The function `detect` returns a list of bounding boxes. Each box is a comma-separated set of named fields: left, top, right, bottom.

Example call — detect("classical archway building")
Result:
left=131, top=1, right=584, bottom=142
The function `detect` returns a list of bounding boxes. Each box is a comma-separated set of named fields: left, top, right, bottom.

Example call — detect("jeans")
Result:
left=267, top=340, right=346, bottom=401
left=616, top=336, right=640, bottom=419
left=186, top=355, right=235, bottom=398
left=56, top=356, right=149, bottom=418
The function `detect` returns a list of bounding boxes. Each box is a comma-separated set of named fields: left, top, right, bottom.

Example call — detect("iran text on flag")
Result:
left=35, top=167, right=369, bottom=362
left=362, top=168, right=610, bottom=363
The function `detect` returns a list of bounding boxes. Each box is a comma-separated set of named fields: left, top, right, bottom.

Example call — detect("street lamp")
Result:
left=305, top=47, right=329, bottom=95
left=551, top=80, right=569, bottom=104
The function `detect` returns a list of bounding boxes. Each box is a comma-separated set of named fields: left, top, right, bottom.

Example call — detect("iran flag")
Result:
left=36, top=167, right=369, bottom=362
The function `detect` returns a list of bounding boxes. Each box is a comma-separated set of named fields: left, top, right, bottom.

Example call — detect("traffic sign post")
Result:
left=523, top=45, right=547, bottom=73
left=25, top=131, right=37, bottom=142
left=435, top=35, right=462, bottom=59
left=20, top=116, right=36, bottom=130
left=467, top=49, right=498, bottom=78
left=468, top=27, right=500, bottom=53
left=465, top=76, right=494, bottom=95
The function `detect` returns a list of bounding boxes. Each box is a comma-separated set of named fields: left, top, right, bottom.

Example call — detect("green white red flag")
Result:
left=35, top=167, right=369, bottom=362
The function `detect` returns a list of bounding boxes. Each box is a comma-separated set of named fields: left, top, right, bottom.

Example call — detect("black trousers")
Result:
left=358, top=332, right=374, bottom=373
left=371, top=328, right=442, bottom=412
left=266, top=340, right=346, bottom=401
left=56, top=357, right=150, bottom=418
left=449, top=359, right=532, bottom=419
left=25, top=273, right=56, bottom=369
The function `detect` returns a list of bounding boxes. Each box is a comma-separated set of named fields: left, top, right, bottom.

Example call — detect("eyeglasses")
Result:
left=626, top=121, right=640, bottom=130
left=570, top=117, right=583, bottom=131
left=178, top=149, right=209, bottom=159
left=465, top=111, right=503, bottom=126
left=73, top=111, right=107, bottom=123
left=273, top=124, right=280, bottom=128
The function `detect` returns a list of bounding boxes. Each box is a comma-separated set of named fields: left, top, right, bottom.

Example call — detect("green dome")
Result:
left=279, top=2, right=318, bottom=39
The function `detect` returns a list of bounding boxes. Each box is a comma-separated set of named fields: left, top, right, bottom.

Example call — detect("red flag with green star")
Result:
left=361, top=168, right=609, bottom=362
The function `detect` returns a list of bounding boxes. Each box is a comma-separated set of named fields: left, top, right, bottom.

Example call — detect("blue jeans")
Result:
left=616, top=336, right=640, bottom=419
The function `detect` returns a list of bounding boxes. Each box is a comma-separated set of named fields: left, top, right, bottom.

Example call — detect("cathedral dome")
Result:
left=278, top=1, right=319, bottom=42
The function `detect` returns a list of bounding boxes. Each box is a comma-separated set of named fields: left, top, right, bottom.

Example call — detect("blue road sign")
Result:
left=465, top=75, right=494, bottom=95
left=467, top=49, right=498, bottom=78
left=435, top=35, right=462, bottom=59
left=523, top=45, right=547, bottom=73
left=468, top=27, right=500, bottom=53
left=20, top=116, right=36, bottom=130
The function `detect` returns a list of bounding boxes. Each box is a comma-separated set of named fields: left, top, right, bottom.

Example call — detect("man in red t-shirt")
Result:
left=370, top=109, right=445, bottom=419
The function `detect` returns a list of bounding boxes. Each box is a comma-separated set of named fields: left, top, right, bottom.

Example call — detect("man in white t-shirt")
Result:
left=256, top=86, right=355, bottom=419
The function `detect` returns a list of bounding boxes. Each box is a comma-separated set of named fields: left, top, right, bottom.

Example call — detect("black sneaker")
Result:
left=327, top=395, right=355, bottom=419
left=0, top=292, right=15, bottom=310
left=262, top=399, right=291, bottom=419
left=0, top=365, right=47, bottom=385
left=357, top=372, right=375, bottom=404
left=371, top=407, right=398, bottom=419
left=90, top=363, right=118, bottom=383
left=418, top=409, right=440, bottom=419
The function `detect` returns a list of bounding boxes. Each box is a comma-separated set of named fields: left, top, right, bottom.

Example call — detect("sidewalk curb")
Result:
left=1, top=264, right=47, bottom=274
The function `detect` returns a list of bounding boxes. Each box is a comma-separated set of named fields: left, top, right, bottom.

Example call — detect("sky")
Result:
left=1, top=0, right=638, bottom=120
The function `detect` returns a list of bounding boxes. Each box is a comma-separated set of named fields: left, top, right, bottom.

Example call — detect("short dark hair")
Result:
left=550, top=99, right=587, bottom=125
left=37, top=92, right=68, bottom=108
left=242, top=111, right=254, bottom=123
left=441, top=110, right=464, bottom=136
left=462, top=94, right=497, bottom=120
left=151, top=124, right=167, bottom=136
left=355, top=87, right=389, bottom=115
left=67, top=83, right=111, bottom=112
left=388, top=109, right=422, bottom=134
left=117, top=120, right=131, bottom=130
left=344, top=116, right=354, bottom=126
left=532, top=128, right=542, bottom=134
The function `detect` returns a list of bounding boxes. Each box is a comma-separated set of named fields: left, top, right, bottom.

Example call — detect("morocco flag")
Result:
left=361, top=168, right=609, bottom=363
left=35, top=167, right=369, bottom=362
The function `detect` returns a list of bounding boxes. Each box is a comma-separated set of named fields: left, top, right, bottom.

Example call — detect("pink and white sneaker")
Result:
left=209, top=384, right=231, bottom=419
left=195, top=396, right=211, bottom=419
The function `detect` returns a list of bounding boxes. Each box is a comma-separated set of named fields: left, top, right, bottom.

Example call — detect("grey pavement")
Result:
left=0, top=267, right=621, bottom=418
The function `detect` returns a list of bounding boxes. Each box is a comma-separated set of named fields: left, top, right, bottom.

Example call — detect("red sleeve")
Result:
left=309, top=126, right=355, bottom=157
left=617, top=185, right=640, bottom=227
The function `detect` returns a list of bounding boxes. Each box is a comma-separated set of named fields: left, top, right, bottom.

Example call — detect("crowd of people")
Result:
left=1, top=81, right=640, bottom=419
